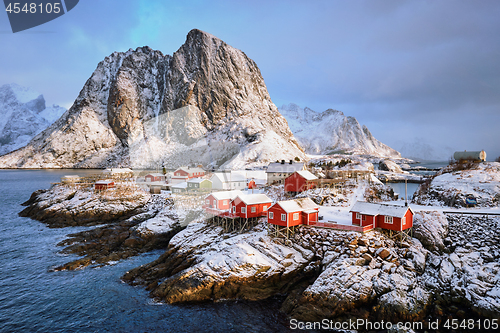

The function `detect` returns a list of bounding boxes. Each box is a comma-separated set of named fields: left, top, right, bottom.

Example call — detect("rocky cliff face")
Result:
left=279, top=103, right=400, bottom=158
left=0, top=29, right=304, bottom=169
left=0, top=84, right=65, bottom=156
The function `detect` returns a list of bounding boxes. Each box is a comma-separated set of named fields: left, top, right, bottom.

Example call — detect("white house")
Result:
left=210, top=171, right=248, bottom=190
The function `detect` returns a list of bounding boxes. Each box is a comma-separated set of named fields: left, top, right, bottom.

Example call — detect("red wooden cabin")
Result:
left=145, top=173, right=165, bottom=182
left=284, top=170, right=318, bottom=193
left=349, top=201, right=414, bottom=231
left=204, top=190, right=243, bottom=215
left=267, top=197, right=319, bottom=227
left=230, top=194, right=272, bottom=219
left=95, top=180, right=115, bottom=190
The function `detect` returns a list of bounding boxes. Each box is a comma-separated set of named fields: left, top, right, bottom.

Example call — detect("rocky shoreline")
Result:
left=19, top=185, right=185, bottom=270
left=19, top=183, right=500, bottom=331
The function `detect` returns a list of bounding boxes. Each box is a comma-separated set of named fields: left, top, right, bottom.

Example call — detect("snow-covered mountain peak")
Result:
left=0, top=83, right=66, bottom=156
left=6, top=83, right=40, bottom=104
left=0, top=30, right=304, bottom=168
left=279, top=103, right=400, bottom=158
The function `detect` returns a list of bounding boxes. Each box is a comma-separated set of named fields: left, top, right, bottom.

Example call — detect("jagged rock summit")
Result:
left=279, top=103, right=400, bottom=158
left=0, top=83, right=65, bottom=156
left=0, top=29, right=304, bottom=169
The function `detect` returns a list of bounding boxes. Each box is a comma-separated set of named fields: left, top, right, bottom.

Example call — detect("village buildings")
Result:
left=210, top=172, right=248, bottom=190
left=230, top=194, right=272, bottom=219
left=284, top=170, right=318, bottom=193
left=171, top=166, right=205, bottom=184
left=204, top=190, right=244, bottom=213
left=145, top=173, right=166, bottom=182
left=171, top=182, right=188, bottom=193
left=349, top=201, right=414, bottom=232
left=266, top=160, right=305, bottom=184
left=95, top=180, right=115, bottom=191
left=187, top=178, right=212, bottom=191
left=267, top=197, right=319, bottom=227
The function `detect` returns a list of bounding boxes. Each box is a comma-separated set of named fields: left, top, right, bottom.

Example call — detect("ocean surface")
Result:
left=0, top=170, right=293, bottom=333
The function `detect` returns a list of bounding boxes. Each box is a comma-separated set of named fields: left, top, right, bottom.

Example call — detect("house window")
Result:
left=362, top=215, right=366, bottom=221
left=402, top=217, right=406, bottom=225
left=263, top=205, right=268, bottom=211
left=355, top=212, right=360, bottom=219
left=293, top=213, right=299, bottom=220
left=241, top=207, right=246, bottom=213
left=232, top=206, right=236, bottom=213
left=281, top=214, right=286, bottom=221
left=223, top=200, right=228, bottom=206
left=385, top=216, right=393, bottom=224
left=269, top=212, right=274, bottom=219
left=205, top=199, right=210, bottom=205
left=251, top=207, right=256, bottom=213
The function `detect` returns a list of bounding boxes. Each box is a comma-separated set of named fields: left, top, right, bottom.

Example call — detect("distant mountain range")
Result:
left=0, top=84, right=65, bottom=156
left=279, top=103, right=401, bottom=158
left=398, top=139, right=454, bottom=162
left=0, top=31, right=406, bottom=168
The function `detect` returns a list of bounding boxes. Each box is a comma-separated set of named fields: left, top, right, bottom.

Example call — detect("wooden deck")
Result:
left=306, top=221, right=374, bottom=233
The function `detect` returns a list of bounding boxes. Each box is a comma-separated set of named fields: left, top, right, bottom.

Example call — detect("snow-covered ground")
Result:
left=414, top=162, right=500, bottom=208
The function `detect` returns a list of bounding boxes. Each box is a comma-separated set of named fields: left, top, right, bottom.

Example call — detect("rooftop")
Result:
left=274, top=197, right=319, bottom=213
left=266, top=162, right=305, bottom=173
left=236, top=193, right=272, bottom=205
left=208, top=190, right=244, bottom=201
left=349, top=201, right=413, bottom=218
left=294, top=170, right=318, bottom=180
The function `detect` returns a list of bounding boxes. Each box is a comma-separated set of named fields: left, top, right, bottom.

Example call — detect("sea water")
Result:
left=0, top=170, right=292, bottom=333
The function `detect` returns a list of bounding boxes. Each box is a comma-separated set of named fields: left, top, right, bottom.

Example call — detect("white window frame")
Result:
left=269, top=212, right=274, bottom=219
left=205, top=199, right=210, bottom=205
left=293, top=213, right=299, bottom=220
left=241, top=207, right=246, bottom=213
left=355, top=212, right=360, bottom=219
left=251, top=207, right=256, bottom=213
left=402, top=217, right=406, bottom=225
left=223, top=200, right=228, bottom=206
left=385, top=216, right=393, bottom=224
left=232, top=206, right=236, bottom=213
left=263, top=205, right=268, bottom=211
left=281, top=213, right=286, bottom=221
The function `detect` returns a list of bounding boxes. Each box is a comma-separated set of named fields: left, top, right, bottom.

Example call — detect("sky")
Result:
left=1, top=0, right=499, bottom=160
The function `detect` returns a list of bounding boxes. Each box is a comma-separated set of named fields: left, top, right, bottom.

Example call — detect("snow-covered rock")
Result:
left=123, top=220, right=315, bottom=302
left=413, top=211, right=448, bottom=252
left=414, top=162, right=500, bottom=207
left=420, top=215, right=500, bottom=318
left=0, top=30, right=304, bottom=169
left=379, top=159, right=403, bottom=173
left=19, top=184, right=150, bottom=227
left=0, top=83, right=65, bottom=155
left=279, top=103, right=400, bottom=158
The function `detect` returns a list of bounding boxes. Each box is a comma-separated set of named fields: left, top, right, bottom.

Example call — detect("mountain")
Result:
left=399, top=139, right=454, bottom=162
left=0, top=84, right=66, bottom=156
left=279, top=103, right=400, bottom=158
left=0, top=29, right=304, bottom=169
